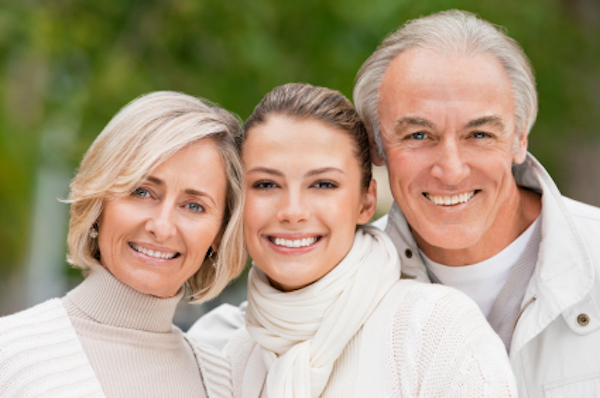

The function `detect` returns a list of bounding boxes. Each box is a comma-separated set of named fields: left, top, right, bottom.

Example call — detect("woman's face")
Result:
left=243, top=115, right=376, bottom=291
left=97, top=139, right=227, bottom=298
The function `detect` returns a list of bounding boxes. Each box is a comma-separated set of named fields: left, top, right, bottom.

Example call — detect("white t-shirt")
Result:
left=421, top=218, right=539, bottom=318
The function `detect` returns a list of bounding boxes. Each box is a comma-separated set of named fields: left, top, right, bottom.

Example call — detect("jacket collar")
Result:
left=510, top=153, right=596, bottom=354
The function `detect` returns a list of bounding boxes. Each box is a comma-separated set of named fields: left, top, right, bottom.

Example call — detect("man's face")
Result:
left=377, top=49, right=528, bottom=264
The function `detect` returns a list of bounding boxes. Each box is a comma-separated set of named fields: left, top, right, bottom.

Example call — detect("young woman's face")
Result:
left=97, top=139, right=227, bottom=298
left=243, top=115, right=376, bottom=291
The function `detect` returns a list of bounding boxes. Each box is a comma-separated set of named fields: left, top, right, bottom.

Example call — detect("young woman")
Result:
left=225, top=83, right=517, bottom=397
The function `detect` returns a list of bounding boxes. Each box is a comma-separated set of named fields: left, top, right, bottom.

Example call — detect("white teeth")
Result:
left=273, top=237, right=318, bottom=248
left=426, top=191, right=476, bottom=206
left=130, top=243, right=178, bottom=259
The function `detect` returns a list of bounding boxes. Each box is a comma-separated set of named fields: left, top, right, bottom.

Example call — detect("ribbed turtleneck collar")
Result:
left=65, top=265, right=183, bottom=333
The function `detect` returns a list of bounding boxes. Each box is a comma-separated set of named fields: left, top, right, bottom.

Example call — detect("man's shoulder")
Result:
left=186, top=302, right=247, bottom=351
left=370, top=213, right=389, bottom=230
left=563, top=196, right=600, bottom=222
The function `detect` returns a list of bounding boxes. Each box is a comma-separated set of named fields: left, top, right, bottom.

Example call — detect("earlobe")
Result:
left=357, top=179, right=377, bottom=224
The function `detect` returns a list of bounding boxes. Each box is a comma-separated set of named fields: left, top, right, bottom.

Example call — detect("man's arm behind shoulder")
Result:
left=186, top=301, right=247, bottom=352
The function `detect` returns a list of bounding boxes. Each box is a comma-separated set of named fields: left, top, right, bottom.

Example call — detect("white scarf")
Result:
left=246, top=225, right=401, bottom=397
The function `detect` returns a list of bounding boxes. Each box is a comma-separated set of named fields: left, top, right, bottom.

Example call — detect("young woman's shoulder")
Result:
left=361, top=280, right=517, bottom=397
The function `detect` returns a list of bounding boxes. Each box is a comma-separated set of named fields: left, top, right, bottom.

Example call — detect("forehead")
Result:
left=242, top=115, right=358, bottom=168
left=378, top=49, right=515, bottom=127
left=245, top=115, right=353, bottom=150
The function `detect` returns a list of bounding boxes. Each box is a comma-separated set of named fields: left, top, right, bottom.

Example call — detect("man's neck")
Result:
left=415, top=187, right=542, bottom=266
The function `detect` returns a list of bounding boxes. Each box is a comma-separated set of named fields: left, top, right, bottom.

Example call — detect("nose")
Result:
left=145, top=203, right=177, bottom=241
left=430, top=137, right=470, bottom=186
left=276, top=189, right=310, bottom=224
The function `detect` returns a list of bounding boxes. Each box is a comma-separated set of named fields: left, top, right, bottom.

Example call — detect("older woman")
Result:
left=0, top=91, right=245, bottom=397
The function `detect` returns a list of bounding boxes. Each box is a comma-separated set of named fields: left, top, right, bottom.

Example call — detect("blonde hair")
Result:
left=67, top=91, right=246, bottom=303
left=354, top=9, right=537, bottom=160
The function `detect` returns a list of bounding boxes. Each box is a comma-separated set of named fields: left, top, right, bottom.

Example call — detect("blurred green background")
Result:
left=1, top=0, right=599, bottom=326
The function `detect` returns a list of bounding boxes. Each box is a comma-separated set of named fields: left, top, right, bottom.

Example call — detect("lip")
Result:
left=128, top=242, right=180, bottom=261
left=263, top=233, right=324, bottom=255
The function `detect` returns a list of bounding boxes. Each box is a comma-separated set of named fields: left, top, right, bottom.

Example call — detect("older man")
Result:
left=189, top=10, right=600, bottom=397
left=353, top=10, right=600, bottom=398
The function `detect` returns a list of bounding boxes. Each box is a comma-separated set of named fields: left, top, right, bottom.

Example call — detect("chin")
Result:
left=417, top=224, right=484, bottom=250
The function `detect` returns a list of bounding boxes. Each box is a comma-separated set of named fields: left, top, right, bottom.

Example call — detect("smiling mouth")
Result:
left=129, top=242, right=180, bottom=259
left=424, top=190, right=478, bottom=206
left=268, top=236, right=321, bottom=248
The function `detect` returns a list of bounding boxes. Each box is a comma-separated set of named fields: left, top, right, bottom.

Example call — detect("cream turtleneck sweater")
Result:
left=61, top=265, right=207, bottom=398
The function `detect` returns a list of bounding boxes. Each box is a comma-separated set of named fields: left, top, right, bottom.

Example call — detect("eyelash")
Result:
left=133, top=187, right=151, bottom=198
left=186, top=203, right=205, bottom=213
left=312, top=180, right=338, bottom=189
left=252, top=180, right=278, bottom=190
left=408, top=131, right=427, bottom=140
left=133, top=187, right=205, bottom=213
left=472, top=131, right=490, bottom=138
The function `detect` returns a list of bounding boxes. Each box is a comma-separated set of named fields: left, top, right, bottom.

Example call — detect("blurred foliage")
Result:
left=0, top=0, right=599, bottom=278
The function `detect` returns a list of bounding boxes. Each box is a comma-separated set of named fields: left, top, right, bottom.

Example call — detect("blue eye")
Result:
left=472, top=132, right=489, bottom=138
left=253, top=181, right=277, bottom=189
left=410, top=132, right=427, bottom=140
left=187, top=203, right=204, bottom=213
left=133, top=188, right=150, bottom=197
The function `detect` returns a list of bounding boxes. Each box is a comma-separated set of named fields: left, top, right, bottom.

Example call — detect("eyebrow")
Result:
left=246, top=167, right=284, bottom=177
left=394, top=117, right=434, bottom=133
left=394, top=116, right=506, bottom=132
left=145, top=176, right=215, bottom=204
left=305, top=167, right=344, bottom=177
left=246, top=166, right=344, bottom=178
left=466, top=116, right=505, bottom=130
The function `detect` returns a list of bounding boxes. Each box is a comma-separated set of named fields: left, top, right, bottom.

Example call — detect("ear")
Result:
left=369, top=134, right=386, bottom=166
left=512, top=128, right=528, bottom=165
left=211, top=231, right=223, bottom=254
left=357, top=179, right=377, bottom=224
left=364, top=120, right=385, bottom=167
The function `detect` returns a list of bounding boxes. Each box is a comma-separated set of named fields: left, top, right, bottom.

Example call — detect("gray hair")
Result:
left=67, top=91, right=246, bottom=303
left=353, top=9, right=537, bottom=160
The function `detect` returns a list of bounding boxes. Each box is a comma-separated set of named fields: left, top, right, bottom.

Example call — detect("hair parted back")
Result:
left=243, top=83, right=372, bottom=191
left=353, top=9, right=538, bottom=160
left=67, top=91, right=246, bottom=303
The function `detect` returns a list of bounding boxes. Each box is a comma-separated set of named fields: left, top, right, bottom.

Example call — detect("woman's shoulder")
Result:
left=0, top=299, right=72, bottom=341
left=0, top=298, right=65, bottom=323
left=381, top=279, right=482, bottom=316
left=0, top=299, right=105, bottom=397
left=364, top=280, right=516, bottom=397
left=380, top=280, right=497, bottom=341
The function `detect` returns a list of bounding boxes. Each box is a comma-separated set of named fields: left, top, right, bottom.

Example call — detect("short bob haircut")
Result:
left=67, top=91, right=246, bottom=303
left=354, top=9, right=537, bottom=161
left=243, top=83, right=372, bottom=192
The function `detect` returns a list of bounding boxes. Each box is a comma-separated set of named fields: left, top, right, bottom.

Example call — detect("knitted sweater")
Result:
left=0, top=266, right=232, bottom=398
left=227, top=280, right=517, bottom=398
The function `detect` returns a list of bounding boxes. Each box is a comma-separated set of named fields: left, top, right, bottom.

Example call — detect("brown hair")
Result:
left=243, top=83, right=372, bottom=191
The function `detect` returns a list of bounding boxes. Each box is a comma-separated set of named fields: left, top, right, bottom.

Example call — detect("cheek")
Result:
left=243, top=195, right=264, bottom=233
left=387, top=152, right=420, bottom=191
